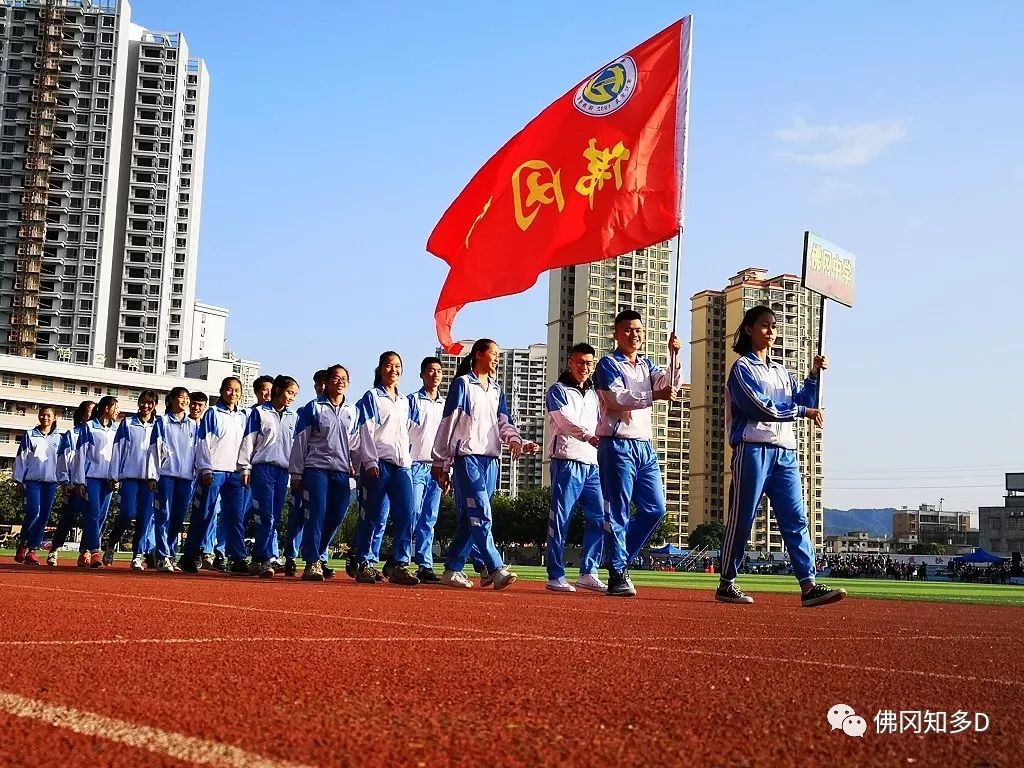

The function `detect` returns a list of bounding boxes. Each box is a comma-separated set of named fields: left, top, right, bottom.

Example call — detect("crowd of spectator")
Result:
left=817, top=554, right=926, bottom=580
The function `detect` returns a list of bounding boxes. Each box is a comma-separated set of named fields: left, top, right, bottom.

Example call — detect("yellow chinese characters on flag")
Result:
left=428, top=18, right=692, bottom=352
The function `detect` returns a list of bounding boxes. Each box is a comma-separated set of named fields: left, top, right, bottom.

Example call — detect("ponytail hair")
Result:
left=455, top=338, right=496, bottom=377
left=372, top=351, right=402, bottom=389
left=165, top=386, right=189, bottom=413
left=271, top=375, right=298, bottom=399
left=73, top=400, right=96, bottom=427
left=732, top=305, right=776, bottom=355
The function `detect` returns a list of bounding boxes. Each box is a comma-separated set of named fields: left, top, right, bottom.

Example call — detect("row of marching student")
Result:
left=10, top=307, right=847, bottom=605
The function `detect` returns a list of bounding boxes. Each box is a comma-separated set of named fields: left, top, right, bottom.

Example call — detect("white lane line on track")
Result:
left=0, top=636, right=495, bottom=647
left=0, top=634, right=1019, bottom=648
left=3, top=581, right=1022, bottom=689
left=0, top=690, right=314, bottom=768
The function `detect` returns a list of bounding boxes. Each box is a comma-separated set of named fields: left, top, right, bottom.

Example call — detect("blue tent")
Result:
left=650, top=543, right=688, bottom=556
left=952, top=548, right=1006, bottom=564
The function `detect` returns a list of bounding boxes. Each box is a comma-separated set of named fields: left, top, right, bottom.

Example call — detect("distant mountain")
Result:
left=823, top=508, right=894, bottom=538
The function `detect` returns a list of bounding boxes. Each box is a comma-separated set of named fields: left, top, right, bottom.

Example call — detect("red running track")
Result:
left=0, top=563, right=1021, bottom=768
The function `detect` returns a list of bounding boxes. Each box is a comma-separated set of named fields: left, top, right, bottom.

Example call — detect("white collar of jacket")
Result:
left=126, top=414, right=156, bottom=427
left=611, top=349, right=653, bottom=368
left=315, top=395, right=348, bottom=407
left=165, top=411, right=189, bottom=424
left=557, top=370, right=594, bottom=393
left=30, top=426, right=61, bottom=438
left=465, top=372, right=498, bottom=392
left=258, top=401, right=295, bottom=416
left=215, top=403, right=243, bottom=414
left=413, top=387, right=442, bottom=402
left=742, top=351, right=784, bottom=370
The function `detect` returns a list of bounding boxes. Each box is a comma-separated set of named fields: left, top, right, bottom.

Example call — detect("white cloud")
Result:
left=775, top=116, right=907, bottom=169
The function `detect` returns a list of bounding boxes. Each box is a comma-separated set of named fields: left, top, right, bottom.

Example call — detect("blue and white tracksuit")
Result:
left=546, top=373, right=604, bottom=580
left=720, top=353, right=819, bottom=585
left=183, top=404, right=247, bottom=562
left=409, top=388, right=444, bottom=569
left=238, top=403, right=297, bottom=563
left=432, top=372, right=523, bottom=574
left=108, top=415, right=157, bottom=557
left=352, top=387, right=416, bottom=566
left=148, top=412, right=198, bottom=559
left=594, top=350, right=681, bottom=573
left=70, top=418, right=119, bottom=552
left=51, top=427, right=85, bottom=554
left=289, top=397, right=358, bottom=565
left=13, top=426, right=63, bottom=550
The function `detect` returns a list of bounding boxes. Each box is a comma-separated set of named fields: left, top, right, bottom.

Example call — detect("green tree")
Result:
left=0, top=479, right=25, bottom=527
left=507, top=486, right=549, bottom=548
left=688, top=520, right=726, bottom=551
left=434, top=492, right=457, bottom=548
left=910, top=542, right=945, bottom=555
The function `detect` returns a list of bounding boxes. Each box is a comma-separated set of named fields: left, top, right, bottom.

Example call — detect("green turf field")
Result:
left=507, top=566, right=1024, bottom=606
left=4, top=548, right=1022, bottom=606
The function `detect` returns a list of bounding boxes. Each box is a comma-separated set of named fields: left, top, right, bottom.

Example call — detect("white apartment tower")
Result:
left=436, top=342, right=547, bottom=498
left=0, top=0, right=208, bottom=374
left=545, top=244, right=691, bottom=541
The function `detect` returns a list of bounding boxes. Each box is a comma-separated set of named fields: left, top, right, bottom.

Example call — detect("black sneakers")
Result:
left=607, top=570, right=637, bottom=597
left=178, top=556, right=200, bottom=574
left=283, top=558, right=297, bottom=577
left=355, top=562, right=378, bottom=584
left=345, top=557, right=358, bottom=579
left=801, top=583, right=847, bottom=607
left=320, top=562, right=335, bottom=580
left=389, top=564, right=420, bottom=586
left=228, top=558, right=250, bottom=575
left=416, top=567, right=440, bottom=584
left=715, top=583, right=754, bottom=604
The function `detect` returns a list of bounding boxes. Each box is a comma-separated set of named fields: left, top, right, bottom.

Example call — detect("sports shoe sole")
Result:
left=575, top=581, right=608, bottom=593
left=715, top=592, right=754, bottom=604
left=802, top=590, right=847, bottom=608
left=607, top=585, right=637, bottom=597
left=545, top=583, right=576, bottom=593
left=492, top=573, right=517, bottom=591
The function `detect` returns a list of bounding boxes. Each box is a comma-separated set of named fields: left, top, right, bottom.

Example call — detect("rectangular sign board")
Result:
left=802, top=232, right=856, bottom=307
left=1007, top=473, right=1024, bottom=492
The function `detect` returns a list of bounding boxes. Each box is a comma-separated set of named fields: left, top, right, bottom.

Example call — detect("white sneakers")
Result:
left=156, top=556, right=175, bottom=573
left=130, top=555, right=146, bottom=572
left=546, top=574, right=608, bottom=593
left=441, top=568, right=518, bottom=590
left=545, top=577, right=577, bottom=593
left=440, top=570, right=474, bottom=588
left=490, top=567, right=517, bottom=591
left=575, top=573, right=608, bottom=593
left=46, top=551, right=58, bottom=567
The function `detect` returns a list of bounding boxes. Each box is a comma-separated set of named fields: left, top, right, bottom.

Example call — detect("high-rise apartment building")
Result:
left=111, top=26, right=208, bottom=374
left=689, top=267, right=824, bottom=552
left=545, top=243, right=691, bottom=542
left=0, top=0, right=208, bottom=375
left=436, top=341, right=546, bottom=498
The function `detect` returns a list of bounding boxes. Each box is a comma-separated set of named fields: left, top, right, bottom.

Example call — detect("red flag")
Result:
left=428, top=18, right=692, bottom=353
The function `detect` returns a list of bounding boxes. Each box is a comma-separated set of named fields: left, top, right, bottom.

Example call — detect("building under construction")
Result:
left=0, top=0, right=208, bottom=374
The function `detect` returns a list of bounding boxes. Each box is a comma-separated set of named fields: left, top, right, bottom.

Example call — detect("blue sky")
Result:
left=129, top=0, right=1023, bottom=513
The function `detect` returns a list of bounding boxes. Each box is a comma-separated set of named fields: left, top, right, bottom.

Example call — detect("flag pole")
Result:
left=669, top=226, right=683, bottom=373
